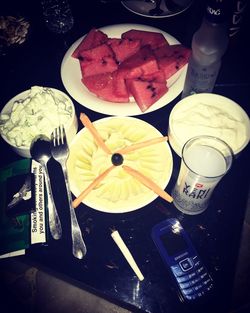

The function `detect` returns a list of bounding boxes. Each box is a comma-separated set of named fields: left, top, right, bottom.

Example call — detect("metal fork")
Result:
left=51, top=125, right=87, bottom=259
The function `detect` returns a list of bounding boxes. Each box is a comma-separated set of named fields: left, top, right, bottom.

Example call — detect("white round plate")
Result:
left=67, top=116, right=173, bottom=213
left=61, top=23, right=187, bottom=116
left=121, top=0, right=193, bottom=19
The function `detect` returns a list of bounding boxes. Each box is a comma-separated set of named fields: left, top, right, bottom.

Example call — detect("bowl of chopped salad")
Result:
left=0, top=86, right=78, bottom=158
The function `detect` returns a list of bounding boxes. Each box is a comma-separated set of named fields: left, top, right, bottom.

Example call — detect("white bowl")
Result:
left=0, top=86, right=78, bottom=158
left=168, top=93, right=250, bottom=157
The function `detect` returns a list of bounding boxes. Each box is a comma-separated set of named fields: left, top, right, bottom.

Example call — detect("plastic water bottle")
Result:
left=181, top=0, right=229, bottom=98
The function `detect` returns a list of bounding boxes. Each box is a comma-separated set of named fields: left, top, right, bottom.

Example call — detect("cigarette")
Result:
left=111, top=230, right=144, bottom=281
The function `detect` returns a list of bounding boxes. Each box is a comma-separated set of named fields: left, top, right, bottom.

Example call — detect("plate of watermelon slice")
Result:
left=61, top=24, right=190, bottom=116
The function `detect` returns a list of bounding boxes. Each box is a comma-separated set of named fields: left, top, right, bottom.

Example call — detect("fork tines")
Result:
left=52, top=124, right=67, bottom=146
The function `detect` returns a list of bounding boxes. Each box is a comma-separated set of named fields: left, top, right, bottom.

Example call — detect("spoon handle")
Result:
left=43, top=165, right=62, bottom=240
left=61, top=162, right=87, bottom=259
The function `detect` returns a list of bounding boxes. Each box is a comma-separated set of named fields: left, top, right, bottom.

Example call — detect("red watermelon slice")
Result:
left=80, top=56, right=118, bottom=77
left=119, top=46, right=159, bottom=78
left=78, top=43, right=115, bottom=62
left=121, top=29, right=169, bottom=50
left=107, top=38, right=141, bottom=63
left=72, top=28, right=108, bottom=59
left=153, top=44, right=191, bottom=80
left=126, top=78, right=168, bottom=112
left=113, top=46, right=159, bottom=98
left=112, top=70, right=130, bottom=98
left=82, top=73, right=129, bottom=103
left=140, top=70, right=166, bottom=83
left=79, top=44, right=118, bottom=77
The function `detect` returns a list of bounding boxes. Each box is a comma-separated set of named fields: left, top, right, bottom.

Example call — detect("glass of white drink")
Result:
left=172, top=135, right=233, bottom=215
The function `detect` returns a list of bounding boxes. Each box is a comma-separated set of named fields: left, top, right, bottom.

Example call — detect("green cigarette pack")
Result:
left=0, top=159, right=32, bottom=256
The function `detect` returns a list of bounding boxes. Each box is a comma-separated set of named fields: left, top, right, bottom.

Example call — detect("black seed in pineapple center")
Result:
left=111, top=153, right=124, bottom=166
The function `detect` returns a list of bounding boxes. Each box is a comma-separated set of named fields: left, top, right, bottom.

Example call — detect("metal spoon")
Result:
left=30, top=135, right=62, bottom=240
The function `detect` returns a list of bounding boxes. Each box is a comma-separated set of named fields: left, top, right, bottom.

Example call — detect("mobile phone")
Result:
left=151, top=218, right=213, bottom=301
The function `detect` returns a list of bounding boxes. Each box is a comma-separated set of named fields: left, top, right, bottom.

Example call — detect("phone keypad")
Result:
left=179, top=257, right=193, bottom=271
left=170, top=255, right=213, bottom=300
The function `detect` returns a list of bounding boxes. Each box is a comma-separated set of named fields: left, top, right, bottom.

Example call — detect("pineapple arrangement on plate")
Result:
left=67, top=116, right=173, bottom=213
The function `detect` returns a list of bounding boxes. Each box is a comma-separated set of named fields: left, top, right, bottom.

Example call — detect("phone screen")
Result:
left=160, top=231, right=187, bottom=256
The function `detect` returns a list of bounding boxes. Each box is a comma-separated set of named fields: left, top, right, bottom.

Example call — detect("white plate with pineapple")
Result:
left=67, top=116, right=173, bottom=213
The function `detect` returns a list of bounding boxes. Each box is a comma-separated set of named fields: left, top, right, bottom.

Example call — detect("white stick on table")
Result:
left=111, top=230, right=144, bottom=281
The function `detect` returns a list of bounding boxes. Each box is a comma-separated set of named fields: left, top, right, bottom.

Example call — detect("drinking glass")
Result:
left=41, top=0, right=74, bottom=34
left=172, top=135, right=233, bottom=215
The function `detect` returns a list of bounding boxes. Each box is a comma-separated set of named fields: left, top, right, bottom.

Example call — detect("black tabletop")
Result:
left=1, top=1, right=250, bottom=312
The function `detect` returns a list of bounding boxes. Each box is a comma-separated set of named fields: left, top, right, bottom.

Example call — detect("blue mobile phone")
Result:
left=151, top=218, right=213, bottom=301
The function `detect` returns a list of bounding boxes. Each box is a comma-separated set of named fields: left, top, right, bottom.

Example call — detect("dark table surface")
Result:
left=1, top=1, right=250, bottom=312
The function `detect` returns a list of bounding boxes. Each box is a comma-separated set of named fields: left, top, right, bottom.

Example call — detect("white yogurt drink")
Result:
left=172, top=136, right=233, bottom=215
left=185, top=145, right=227, bottom=177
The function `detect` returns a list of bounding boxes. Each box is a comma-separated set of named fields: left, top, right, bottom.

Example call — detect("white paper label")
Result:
left=31, top=160, right=46, bottom=244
